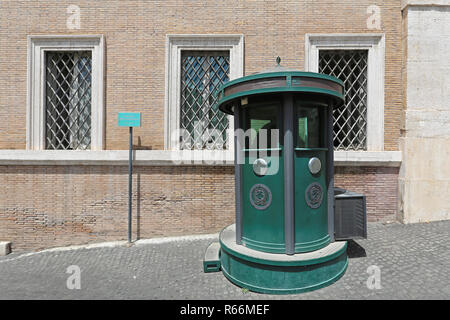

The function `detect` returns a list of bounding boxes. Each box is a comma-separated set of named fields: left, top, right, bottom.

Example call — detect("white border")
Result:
left=305, top=33, right=385, bottom=152
left=164, top=34, right=244, bottom=156
left=27, top=35, right=105, bottom=150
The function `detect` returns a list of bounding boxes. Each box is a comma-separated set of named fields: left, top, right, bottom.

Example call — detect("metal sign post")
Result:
left=128, top=126, right=133, bottom=243
left=118, top=112, right=141, bottom=244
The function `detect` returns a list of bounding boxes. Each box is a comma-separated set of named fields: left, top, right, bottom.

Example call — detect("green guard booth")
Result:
left=206, top=58, right=350, bottom=294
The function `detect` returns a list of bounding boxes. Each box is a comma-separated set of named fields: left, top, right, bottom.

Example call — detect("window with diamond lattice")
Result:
left=45, top=51, right=92, bottom=150
left=319, top=50, right=368, bottom=151
left=180, top=51, right=230, bottom=150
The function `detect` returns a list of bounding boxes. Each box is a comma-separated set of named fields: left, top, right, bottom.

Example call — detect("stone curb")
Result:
left=0, top=233, right=219, bottom=263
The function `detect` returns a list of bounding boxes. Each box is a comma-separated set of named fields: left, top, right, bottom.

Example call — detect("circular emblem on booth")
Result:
left=249, top=184, right=272, bottom=210
left=305, top=182, right=323, bottom=209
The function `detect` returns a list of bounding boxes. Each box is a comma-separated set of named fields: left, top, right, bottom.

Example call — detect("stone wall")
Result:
left=400, top=3, right=450, bottom=223
left=0, top=165, right=398, bottom=251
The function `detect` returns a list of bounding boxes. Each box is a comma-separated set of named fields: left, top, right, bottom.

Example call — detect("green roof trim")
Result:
left=220, top=70, right=344, bottom=90
left=220, top=236, right=347, bottom=267
left=218, top=86, right=344, bottom=112
left=216, top=70, right=345, bottom=114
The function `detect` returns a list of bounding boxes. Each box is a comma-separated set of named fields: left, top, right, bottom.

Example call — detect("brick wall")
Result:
left=335, top=166, right=399, bottom=222
left=0, top=165, right=397, bottom=251
left=0, top=0, right=402, bottom=150
left=0, top=165, right=235, bottom=251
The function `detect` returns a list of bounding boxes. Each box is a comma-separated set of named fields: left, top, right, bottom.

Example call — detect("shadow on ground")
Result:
left=346, top=239, right=367, bottom=258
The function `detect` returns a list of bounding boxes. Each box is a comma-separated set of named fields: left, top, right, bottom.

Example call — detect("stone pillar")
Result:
left=399, top=1, right=450, bottom=223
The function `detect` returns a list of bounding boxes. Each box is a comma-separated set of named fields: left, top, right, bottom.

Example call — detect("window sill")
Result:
left=0, top=150, right=234, bottom=166
left=0, top=150, right=401, bottom=167
left=333, top=151, right=402, bottom=167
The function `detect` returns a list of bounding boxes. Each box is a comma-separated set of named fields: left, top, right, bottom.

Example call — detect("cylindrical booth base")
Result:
left=219, top=224, right=348, bottom=294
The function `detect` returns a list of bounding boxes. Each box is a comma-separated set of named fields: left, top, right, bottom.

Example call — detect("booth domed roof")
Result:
left=216, top=57, right=345, bottom=115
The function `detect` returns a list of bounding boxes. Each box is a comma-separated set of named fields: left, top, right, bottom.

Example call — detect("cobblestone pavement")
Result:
left=0, top=221, right=449, bottom=300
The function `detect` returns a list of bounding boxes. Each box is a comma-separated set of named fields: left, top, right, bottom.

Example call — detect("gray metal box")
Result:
left=334, top=188, right=367, bottom=240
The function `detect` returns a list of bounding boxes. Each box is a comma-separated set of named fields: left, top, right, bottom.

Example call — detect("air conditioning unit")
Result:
left=334, top=188, right=367, bottom=240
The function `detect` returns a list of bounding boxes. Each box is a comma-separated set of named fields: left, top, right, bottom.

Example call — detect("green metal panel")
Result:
left=239, top=97, right=285, bottom=253
left=203, top=242, right=221, bottom=273
left=220, top=71, right=344, bottom=89
left=294, top=150, right=330, bottom=252
left=241, top=153, right=285, bottom=253
left=218, top=87, right=344, bottom=114
left=220, top=238, right=348, bottom=295
left=203, top=260, right=221, bottom=273
left=216, top=69, right=345, bottom=115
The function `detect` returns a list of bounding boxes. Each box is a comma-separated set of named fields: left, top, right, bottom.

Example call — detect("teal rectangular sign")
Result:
left=118, top=112, right=141, bottom=127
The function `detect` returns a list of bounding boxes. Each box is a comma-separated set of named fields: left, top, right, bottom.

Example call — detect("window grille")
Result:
left=319, top=50, right=368, bottom=151
left=180, top=51, right=230, bottom=150
left=45, top=51, right=92, bottom=150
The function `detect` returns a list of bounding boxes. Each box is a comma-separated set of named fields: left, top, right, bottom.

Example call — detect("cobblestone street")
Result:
left=0, top=221, right=449, bottom=300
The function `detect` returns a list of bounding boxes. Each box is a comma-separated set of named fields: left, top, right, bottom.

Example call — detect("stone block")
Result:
left=0, top=242, right=11, bottom=256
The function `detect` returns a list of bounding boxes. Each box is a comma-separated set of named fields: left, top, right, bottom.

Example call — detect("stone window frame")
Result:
left=305, top=34, right=385, bottom=152
left=27, top=35, right=105, bottom=150
left=164, top=34, right=244, bottom=156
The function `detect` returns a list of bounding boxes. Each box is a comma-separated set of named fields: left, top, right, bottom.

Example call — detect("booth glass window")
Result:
left=45, top=51, right=92, bottom=150
left=294, top=101, right=325, bottom=149
left=180, top=51, right=230, bottom=150
left=243, top=99, right=281, bottom=150
left=319, top=50, right=368, bottom=151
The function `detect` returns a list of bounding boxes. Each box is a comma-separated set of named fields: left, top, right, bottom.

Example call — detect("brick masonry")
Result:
left=0, top=165, right=397, bottom=251
left=0, top=1, right=402, bottom=250
left=0, top=165, right=235, bottom=251
left=335, top=166, right=399, bottom=222
left=0, top=0, right=402, bottom=150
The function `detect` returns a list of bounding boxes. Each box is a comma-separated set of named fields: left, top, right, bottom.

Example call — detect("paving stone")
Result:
left=0, top=221, right=449, bottom=299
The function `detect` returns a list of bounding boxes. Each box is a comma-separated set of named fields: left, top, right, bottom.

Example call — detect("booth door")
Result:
left=293, top=101, right=330, bottom=252
left=241, top=97, right=285, bottom=253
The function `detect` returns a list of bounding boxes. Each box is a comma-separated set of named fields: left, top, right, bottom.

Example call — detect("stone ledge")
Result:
left=0, top=150, right=402, bottom=167
left=0, top=150, right=234, bottom=166
left=402, top=0, right=450, bottom=10
left=334, top=151, right=402, bottom=167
